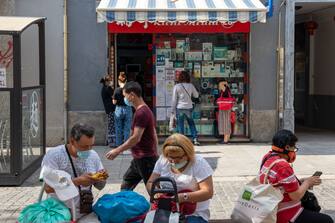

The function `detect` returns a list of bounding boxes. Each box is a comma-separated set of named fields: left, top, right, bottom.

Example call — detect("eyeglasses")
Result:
left=288, top=146, right=299, bottom=152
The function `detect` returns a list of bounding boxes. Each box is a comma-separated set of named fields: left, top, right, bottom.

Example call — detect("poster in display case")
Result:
left=154, top=33, right=248, bottom=137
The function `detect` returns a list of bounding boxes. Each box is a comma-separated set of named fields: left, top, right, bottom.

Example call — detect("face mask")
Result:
left=124, top=97, right=133, bottom=107
left=287, top=151, right=296, bottom=163
left=171, top=160, right=188, bottom=170
left=76, top=149, right=90, bottom=159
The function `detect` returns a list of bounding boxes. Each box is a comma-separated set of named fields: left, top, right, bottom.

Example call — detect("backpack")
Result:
left=93, top=191, right=150, bottom=223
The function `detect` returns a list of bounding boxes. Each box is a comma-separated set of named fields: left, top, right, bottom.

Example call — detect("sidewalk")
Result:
left=1, top=142, right=335, bottom=222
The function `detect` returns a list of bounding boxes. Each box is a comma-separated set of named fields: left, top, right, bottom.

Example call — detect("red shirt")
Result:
left=259, top=152, right=303, bottom=223
left=131, top=105, right=158, bottom=159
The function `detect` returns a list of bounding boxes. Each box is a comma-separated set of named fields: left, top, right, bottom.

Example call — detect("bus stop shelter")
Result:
left=0, top=16, right=46, bottom=185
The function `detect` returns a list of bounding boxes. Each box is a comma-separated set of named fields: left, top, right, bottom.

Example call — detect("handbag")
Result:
left=231, top=159, right=284, bottom=223
left=301, top=191, right=321, bottom=212
left=65, top=146, right=93, bottom=214
left=230, top=111, right=236, bottom=124
left=181, top=84, right=200, bottom=108
left=297, top=178, right=321, bottom=212
left=216, top=91, right=235, bottom=111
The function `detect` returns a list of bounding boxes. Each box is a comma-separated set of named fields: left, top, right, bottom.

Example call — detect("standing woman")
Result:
left=100, top=74, right=116, bottom=147
left=113, top=72, right=133, bottom=146
left=171, top=71, right=200, bottom=146
left=215, top=80, right=233, bottom=144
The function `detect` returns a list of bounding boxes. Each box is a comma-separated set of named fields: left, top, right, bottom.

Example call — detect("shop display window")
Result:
left=153, top=33, right=249, bottom=137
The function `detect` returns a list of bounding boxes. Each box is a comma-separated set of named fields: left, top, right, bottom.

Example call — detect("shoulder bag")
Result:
left=181, top=84, right=200, bottom=106
left=65, top=146, right=93, bottom=214
left=216, top=90, right=235, bottom=111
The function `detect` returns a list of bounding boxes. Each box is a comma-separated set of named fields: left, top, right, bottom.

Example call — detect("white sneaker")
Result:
left=193, top=139, right=200, bottom=146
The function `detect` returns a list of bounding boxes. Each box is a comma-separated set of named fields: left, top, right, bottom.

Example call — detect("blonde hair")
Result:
left=162, top=133, right=195, bottom=162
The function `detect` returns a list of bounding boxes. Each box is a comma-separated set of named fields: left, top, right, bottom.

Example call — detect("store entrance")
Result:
left=294, top=3, right=335, bottom=132
left=116, top=34, right=153, bottom=109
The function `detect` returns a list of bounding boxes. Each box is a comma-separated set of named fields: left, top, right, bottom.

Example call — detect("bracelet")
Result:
left=183, top=192, right=189, bottom=201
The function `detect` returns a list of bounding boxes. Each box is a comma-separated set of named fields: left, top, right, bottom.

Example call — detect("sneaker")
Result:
left=193, top=139, right=200, bottom=146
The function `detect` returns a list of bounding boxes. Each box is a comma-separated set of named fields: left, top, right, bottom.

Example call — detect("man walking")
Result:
left=106, top=81, right=158, bottom=190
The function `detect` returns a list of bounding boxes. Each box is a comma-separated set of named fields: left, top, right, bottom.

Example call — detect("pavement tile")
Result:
left=1, top=142, right=335, bottom=222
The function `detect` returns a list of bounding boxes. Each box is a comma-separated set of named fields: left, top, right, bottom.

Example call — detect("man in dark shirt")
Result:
left=106, top=81, right=158, bottom=190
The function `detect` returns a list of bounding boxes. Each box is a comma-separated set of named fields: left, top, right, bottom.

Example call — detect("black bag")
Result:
left=65, top=146, right=93, bottom=214
left=79, top=190, right=94, bottom=213
left=301, top=191, right=321, bottom=212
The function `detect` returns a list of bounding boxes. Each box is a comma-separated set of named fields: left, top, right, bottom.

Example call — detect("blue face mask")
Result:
left=171, top=160, right=188, bottom=170
left=124, top=97, right=133, bottom=107
left=76, top=149, right=90, bottom=159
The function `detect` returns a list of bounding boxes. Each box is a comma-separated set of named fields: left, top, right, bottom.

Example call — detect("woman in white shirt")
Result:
left=171, top=71, right=200, bottom=146
left=146, top=133, right=213, bottom=223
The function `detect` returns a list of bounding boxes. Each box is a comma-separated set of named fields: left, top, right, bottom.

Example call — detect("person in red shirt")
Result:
left=259, top=129, right=333, bottom=223
left=105, top=81, right=158, bottom=191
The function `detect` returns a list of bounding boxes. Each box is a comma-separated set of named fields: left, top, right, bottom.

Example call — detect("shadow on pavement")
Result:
left=296, top=127, right=335, bottom=155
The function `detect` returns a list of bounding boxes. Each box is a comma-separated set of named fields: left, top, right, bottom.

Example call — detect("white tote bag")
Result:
left=169, top=113, right=176, bottom=132
left=231, top=159, right=284, bottom=223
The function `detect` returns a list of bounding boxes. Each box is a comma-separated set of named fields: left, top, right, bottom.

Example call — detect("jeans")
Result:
left=114, top=106, right=132, bottom=146
left=176, top=108, right=198, bottom=140
left=185, top=216, right=208, bottom=223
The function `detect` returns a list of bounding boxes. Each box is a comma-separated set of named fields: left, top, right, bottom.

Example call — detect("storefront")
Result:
left=97, top=0, right=267, bottom=139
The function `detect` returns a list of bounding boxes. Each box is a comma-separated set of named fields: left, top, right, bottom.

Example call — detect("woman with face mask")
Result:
left=259, top=129, right=333, bottom=223
left=146, top=133, right=214, bottom=223
left=100, top=75, right=116, bottom=147
left=112, top=72, right=133, bottom=147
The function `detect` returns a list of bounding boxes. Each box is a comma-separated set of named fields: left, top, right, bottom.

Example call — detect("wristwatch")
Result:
left=183, top=192, right=189, bottom=202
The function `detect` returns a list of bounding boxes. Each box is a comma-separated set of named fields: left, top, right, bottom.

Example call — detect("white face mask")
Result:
left=171, top=160, right=188, bottom=170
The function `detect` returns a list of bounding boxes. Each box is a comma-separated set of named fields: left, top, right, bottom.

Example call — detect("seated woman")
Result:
left=259, top=129, right=333, bottom=223
left=146, top=133, right=213, bottom=223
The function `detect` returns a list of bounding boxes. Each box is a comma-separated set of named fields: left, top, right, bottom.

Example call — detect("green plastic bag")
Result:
left=18, top=197, right=71, bottom=223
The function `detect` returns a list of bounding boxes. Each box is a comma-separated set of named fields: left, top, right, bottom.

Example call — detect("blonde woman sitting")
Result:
left=146, top=133, right=213, bottom=223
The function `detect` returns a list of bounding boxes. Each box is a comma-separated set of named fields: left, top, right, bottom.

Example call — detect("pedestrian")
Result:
left=146, top=133, right=213, bottom=223
left=106, top=81, right=158, bottom=191
left=113, top=72, right=133, bottom=147
left=259, top=129, right=333, bottom=223
left=41, top=123, right=108, bottom=219
left=215, top=80, right=234, bottom=144
left=100, top=74, right=116, bottom=148
left=171, top=70, right=200, bottom=146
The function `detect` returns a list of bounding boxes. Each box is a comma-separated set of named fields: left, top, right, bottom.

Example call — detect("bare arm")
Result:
left=116, top=127, right=144, bottom=153
left=288, top=176, right=321, bottom=201
left=112, top=99, right=117, bottom=105
left=178, top=176, right=214, bottom=203
left=106, top=127, right=145, bottom=160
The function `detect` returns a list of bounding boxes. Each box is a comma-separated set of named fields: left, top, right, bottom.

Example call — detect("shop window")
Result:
left=153, top=33, right=249, bottom=138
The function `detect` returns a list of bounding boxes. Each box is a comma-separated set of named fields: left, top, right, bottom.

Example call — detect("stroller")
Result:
left=144, top=177, right=184, bottom=223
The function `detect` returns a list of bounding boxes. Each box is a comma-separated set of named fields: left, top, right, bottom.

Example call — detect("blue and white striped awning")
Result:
left=96, top=0, right=267, bottom=25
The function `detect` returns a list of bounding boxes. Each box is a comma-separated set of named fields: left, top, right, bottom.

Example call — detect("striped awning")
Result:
left=96, top=0, right=267, bottom=25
